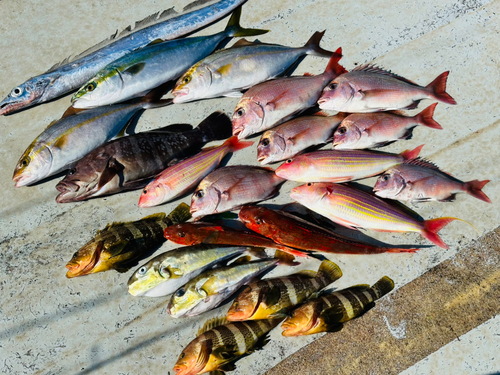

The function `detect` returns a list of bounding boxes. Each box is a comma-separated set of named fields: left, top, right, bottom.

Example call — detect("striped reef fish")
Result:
left=281, top=276, right=395, bottom=336
left=65, top=203, right=191, bottom=278
left=127, top=244, right=265, bottom=297
left=173, top=316, right=280, bottom=375
left=55, top=111, right=232, bottom=203
left=290, top=182, right=464, bottom=249
left=139, top=136, right=253, bottom=208
left=0, top=0, right=248, bottom=115
left=226, top=260, right=342, bottom=321
left=167, top=250, right=296, bottom=318
left=275, top=144, right=423, bottom=183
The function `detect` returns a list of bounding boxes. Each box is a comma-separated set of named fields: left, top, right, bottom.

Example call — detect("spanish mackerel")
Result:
left=0, top=0, right=248, bottom=115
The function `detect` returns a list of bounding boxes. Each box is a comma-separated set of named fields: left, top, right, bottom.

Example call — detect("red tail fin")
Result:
left=324, top=47, right=347, bottom=78
left=464, top=179, right=491, bottom=203
left=415, top=103, right=443, bottom=130
left=223, top=135, right=254, bottom=152
left=426, top=71, right=457, bottom=105
left=400, top=144, right=424, bottom=160
left=421, top=217, right=458, bottom=249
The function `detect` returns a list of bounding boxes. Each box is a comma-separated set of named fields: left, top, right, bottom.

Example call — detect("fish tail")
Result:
left=464, top=179, right=491, bottom=203
left=197, top=111, right=233, bottom=142
left=421, top=217, right=460, bottom=249
left=426, top=71, right=457, bottom=105
left=226, top=5, right=269, bottom=37
left=400, top=144, right=424, bottom=160
left=316, top=260, right=342, bottom=284
left=415, top=103, right=443, bottom=130
left=223, top=135, right=254, bottom=153
left=324, top=48, right=347, bottom=78
left=304, top=30, right=336, bottom=58
left=370, top=276, right=395, bottom=300
left=274, top=249, right=299, bottom=266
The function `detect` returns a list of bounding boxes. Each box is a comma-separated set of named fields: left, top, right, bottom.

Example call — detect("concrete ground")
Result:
left=0, top=0, right=499, bottom=374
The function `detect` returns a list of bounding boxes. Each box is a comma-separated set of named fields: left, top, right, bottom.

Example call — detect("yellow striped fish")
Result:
left=139, top=135, right=252, bottom=208
left=173, top=316, right=280, bottom=375
left=226, top=260, right=342, bottom=321
left=281, top=276, right=394, bottom=336
left=65, top=203, right=191, bottom=278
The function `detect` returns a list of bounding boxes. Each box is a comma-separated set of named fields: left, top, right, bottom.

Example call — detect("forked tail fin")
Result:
left=421, top=217, right=459, bottom=249
left=415, top=103, right=443, bottom=130
left=426, top=71, right=457, bottom=105
left=464, top=179, right=491, bottom=203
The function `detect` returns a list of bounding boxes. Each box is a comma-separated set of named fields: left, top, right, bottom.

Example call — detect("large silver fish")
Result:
left=72, top=7, right=267, bottom=108
left=55, top=112, right=232, bottom=203
left=0, top=0, right=247, bottom=115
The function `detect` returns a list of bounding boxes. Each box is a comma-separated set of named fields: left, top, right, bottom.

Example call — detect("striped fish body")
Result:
left=227, top=260, right=342, bottom=321
left=174, top=317, right=280, bottom=375
left=127, top=245, right=256, bottom=297
left=65, top=203, right=191, bottom=278
left=275, top=145, right=423, bottom=183
left=290, top=182, right=460, bottom=248
left=167, top=258, right=279, bottom=318
left=281, top=276, right=394, bottom=336
left=55, top=111, right=231, bottom=203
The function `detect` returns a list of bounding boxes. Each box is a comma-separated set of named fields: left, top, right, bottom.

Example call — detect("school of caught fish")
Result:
left=4, top=0, right=493, bottom=373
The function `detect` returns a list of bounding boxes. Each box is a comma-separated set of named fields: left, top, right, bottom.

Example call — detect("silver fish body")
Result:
left=0, top=0, right=247, bottom=115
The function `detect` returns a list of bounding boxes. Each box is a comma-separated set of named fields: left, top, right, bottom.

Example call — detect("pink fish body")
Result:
left=373, top=159, right=491, bottom=203
left=190, top=165, right=286, bottom=219
left=333, top=103, right=442, bottom=149
left=290, top=182, right=461, bottom=249
left=318, top=65, right=457, bottom=113
left=257, top=113, right=346, bottom=164
left=275, top=145, right=423, bottom=183
left=139, top=136, right=253, bottom=207
left=232, top=48, right=346, bottom=139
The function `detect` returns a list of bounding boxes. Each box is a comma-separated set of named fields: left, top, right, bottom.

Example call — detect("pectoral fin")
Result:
left=262, top=285, right=281, bottom=308
left=123, top=63, right=146, bottom=76
left=97, top=157, right=124, bottom=190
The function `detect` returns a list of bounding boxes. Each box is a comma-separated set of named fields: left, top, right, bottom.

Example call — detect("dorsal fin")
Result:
left=403, top=157, right=441, bottom=170
left=198, top=316, right=229, bottom=335
left=352, top=64, right=418, bottom=85
left=103, top=221, right=125, bottom=230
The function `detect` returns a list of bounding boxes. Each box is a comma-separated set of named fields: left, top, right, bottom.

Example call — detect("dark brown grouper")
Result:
left=55, top=111, right=232, bottom=202
left=65, top=202, right=191, bottom=278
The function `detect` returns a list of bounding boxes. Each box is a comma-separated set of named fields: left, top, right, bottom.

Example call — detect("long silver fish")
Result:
left=72, top=7, right=267, bottom=108
left=0, top=0, right=247, bottom=115
left=13, top=92, right=171, bottom=187
left=55, top=111, right=232, bottom=203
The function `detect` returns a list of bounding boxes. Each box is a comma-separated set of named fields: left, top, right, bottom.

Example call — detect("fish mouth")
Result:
left=55, top=180, right=89, bottom=203
left=13, top=173, right=33, bottom=188
left=0, top=99, right=30, bottom=116
left=171, top=88, right=189, bottom=103
left=65, top=243, right=103, bottom=278
left=256, top=154, right=268, bottom=164
left=317, top=97, right=328, bottom=106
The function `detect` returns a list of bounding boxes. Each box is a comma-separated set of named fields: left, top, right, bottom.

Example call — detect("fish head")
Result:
left=232, top=98, right=265, bottom=139
left=373, top=170, right=406, bottom=199
left=238, top=206, right=268, bottom=233
left=65, top=239, right=103, bottom=278
left=317, top=77, right=354, bottom=111
left=127, top=258, right=167, bottom=296
left=163, top=223, right=205, bottom=245
left=190, top=183, right=220, bottom=220
left=13, top=141, right=53, bottom=187
left=226, top=285, right=260, bottom=321
left=332, top=120, right=362, bottom=149
left=167, top=283, right=207, bottom=318
left=257, top=130, right=285, bottom=164
left=281, top=303, right=316, bottom=336
left=290, top=182, right=329, bottom=204
left=72, top=69, right=123, bottom=109
left=138, top=182, right=168, bottom=208
left=275, top=156, right=310, bottom=181
left=0, top=75, right=53, bottom=115
left=172, top=63, right=211, bottom=104
left=173, top=337, right=211, bottom=375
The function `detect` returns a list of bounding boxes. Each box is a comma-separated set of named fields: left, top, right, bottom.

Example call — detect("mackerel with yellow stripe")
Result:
left=281, top=276, right=394, bottom=336
left=226, top=260, right=342, bottom=321
left=275, top=145, right=423, bottom=183
left=174, top=316, right=280, bottom=375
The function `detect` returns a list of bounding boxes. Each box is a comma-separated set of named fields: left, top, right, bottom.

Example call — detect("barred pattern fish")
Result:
left=226, top=260, right=342, bottom=321
left=65, top=203, right=191, bottom=278
left=281, top=276, right=394, bottom=336
left=174, top=317, right=280, bottom=375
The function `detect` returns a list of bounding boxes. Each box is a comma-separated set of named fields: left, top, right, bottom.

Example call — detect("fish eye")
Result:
left=182, top=75, right=191, bottom=84
left=86, top=82, right=97, bottom=92
left=261, top=138, right=270, bottom=147
left=307, top=183, right=313, bottom=186
left=138, top=266, right=147, bottom=275
left=255, top=219, right=262, bottom=225
left=142, top=189, right=148, bottom=195
left=382, top=174, right=389, bottom=181
left=178, top=232, right=186, bottom=238
left=194, top=190, right=204, bottom=199
left=234, top=108, right=245, bottom=118
left=328, top=82, right=338, bottom=90
left=286, top=159, right=292, bottom=164
left=20, top=157, right=30, bottom=167
left=180, top=353, right=185, bottom=359
left=11, top=87, right=23, bottom=97
left=175, top=288, right=185, bottom=297
left=338, top=127, right=346, bottom=134
left=68, top=168, right=76, bottom=176
left=72, top=252, right=78, bottom=259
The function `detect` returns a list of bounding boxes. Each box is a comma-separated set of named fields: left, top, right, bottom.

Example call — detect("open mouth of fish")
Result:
left=55, top=180, right=94, bottom=203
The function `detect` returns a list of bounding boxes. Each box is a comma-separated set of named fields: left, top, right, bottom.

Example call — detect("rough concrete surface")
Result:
left=0, top=0, right=499, bottom=374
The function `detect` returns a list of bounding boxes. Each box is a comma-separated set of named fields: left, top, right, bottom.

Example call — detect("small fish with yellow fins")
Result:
left=281, top=276, right=394, bottom=336
left=65, top=203, right=191, bottom=278
left=226, top=259, right=342, bottom=321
